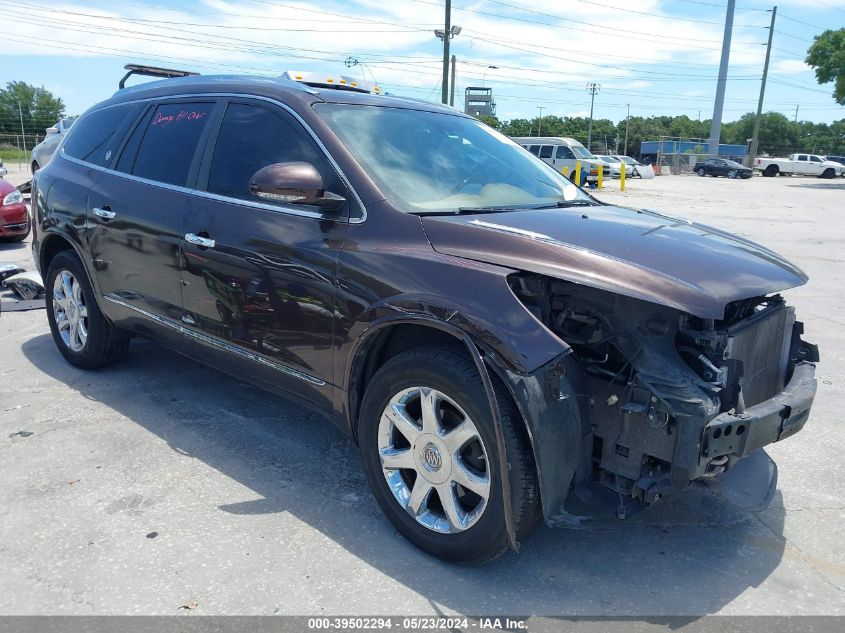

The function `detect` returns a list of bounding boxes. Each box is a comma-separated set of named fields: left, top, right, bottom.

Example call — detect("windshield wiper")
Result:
left=455, top=206, right=528, bottom=215
left=533, top=200, right=595, bottom=209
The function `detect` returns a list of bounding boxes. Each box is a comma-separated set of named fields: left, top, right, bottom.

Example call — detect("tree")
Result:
left=0, top=81, right=66, bottom=138
left=806, top=28, right=845, bottom=105
left=473, top=114, right=500, bottom=130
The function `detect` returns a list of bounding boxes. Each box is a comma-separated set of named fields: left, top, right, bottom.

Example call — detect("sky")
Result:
left=0, top=0, right=843, bottom=126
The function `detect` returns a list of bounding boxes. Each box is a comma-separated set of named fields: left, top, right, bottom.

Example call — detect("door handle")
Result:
left=185, top=233, right=215, bottom=249
left=93, top=207, right=116, bottom=220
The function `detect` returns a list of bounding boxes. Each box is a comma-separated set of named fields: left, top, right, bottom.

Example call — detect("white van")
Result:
left=512, top=136, right=610, bottom=184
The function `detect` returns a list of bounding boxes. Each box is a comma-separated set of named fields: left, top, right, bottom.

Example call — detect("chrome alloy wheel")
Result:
left=378, top=386, right=491, bottom=534
left=52, top=271, right=88, bottom=352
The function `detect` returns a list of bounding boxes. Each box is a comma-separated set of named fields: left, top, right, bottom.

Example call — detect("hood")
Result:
left=421, top=205, right=807, bottom=319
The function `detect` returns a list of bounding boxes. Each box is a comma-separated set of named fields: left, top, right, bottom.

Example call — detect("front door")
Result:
left=179, top=99, right=349, bottom=404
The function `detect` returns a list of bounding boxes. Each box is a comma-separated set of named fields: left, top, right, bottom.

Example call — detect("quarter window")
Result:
left=206, top=102, right=340, bottom=203
left=132, top=102, right=214, bottom=187
left=63, top=104, right=138, bottom=167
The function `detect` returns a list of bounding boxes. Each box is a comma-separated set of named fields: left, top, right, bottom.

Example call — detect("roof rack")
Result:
left=119, top=64, right=199, bottom=89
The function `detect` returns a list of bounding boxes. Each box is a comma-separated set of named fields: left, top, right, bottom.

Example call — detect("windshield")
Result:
left=316, top=105, right=591, bottom=213
left=599, top=156, right=619, bottom=163
left=571, top=145, right=595, bottom=159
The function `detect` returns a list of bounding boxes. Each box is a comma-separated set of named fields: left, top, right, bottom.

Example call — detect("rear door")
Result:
left=179, top=98, right=349, bottom=401
left=88, top=98, right=218, bottom=328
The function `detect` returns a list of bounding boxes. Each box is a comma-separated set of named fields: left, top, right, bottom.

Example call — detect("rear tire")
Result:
left=358, top=345, right=540, bottom=563
left=763, top=165, right=778, bottom=177
left=45, top=251, right=129, bottom=369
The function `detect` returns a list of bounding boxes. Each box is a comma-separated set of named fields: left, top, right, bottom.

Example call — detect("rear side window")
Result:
left=63, top=104, right=137, bottom=167
left=206, top=102, right=341, bottom=203
left=539, top=145, right=553, bottom=159
left=528, top=145, right=540, bottom=156
left=132, top=102, right=214, bottom=187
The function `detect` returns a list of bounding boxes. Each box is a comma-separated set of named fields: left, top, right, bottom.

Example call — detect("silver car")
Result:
left=30, top=117, right=75, bottom=174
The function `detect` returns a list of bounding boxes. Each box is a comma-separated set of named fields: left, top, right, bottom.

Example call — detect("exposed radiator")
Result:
left=725, top=303, right=793, bottom=408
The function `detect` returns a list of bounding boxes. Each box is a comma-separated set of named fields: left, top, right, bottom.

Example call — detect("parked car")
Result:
left=30, top=117, right=75, bottom=174
left=0, top=178, right=29, bottom=242
left=595, top=154, right=632, bottom=178
left=693, top=158, right=752, bottom=179
left=511, top=136, right=611, bottom=185
left=31, top=68, right=819, bottom=563
left=611, top=155, right=650, bottom=178
left=755, top=153, right=844, bottom=178
left=824, top=155, right=845, bottom=167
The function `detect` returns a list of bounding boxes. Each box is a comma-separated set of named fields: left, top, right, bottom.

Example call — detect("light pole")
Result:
left=623, top=103, right=630, bottom=156
left=586, top=83, right=600, bottom=152
left=537, top=106, right=544, bottom=137
left=435, top=1, right=461, bottom=105
left=482, top=65, right=498, bottom=86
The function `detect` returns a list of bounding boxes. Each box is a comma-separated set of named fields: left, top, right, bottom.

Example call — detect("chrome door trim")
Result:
left=60, top=91, right=367, bottom=223
left=103, top=294, right=327, bottom=387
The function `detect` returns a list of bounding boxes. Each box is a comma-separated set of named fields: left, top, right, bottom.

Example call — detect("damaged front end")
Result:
left=508, top=273, right=818, bottom=520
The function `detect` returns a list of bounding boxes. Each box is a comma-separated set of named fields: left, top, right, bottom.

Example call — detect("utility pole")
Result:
left=441, top=0, right=452, bottom=104
left=624, top=103, right=630, bottom=156
left=537, top=106, right=544, bottom=137
left=794, top=104, right=799, bottom=123
left=586, top=83, right=600, bottom=152
left=749, top=6, right=777, bottom=165
left=449, top=55, right=457, bottom=107
left=709, top=0, right=736, bottom=157
left=17, top=100, right=26, bottom=157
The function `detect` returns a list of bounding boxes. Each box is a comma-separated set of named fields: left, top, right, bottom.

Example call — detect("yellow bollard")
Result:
left=620, top=162, right=626, bottom=192
left=597, top=162, right=603, bottom=189
left=575, top=160, right=582, bottom=185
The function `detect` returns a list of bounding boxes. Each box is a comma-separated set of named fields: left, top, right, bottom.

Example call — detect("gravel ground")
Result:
left=0, top=170, right=843, bottom=615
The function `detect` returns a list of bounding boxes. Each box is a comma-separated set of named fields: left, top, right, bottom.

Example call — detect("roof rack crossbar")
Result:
left=119, top=64, right=199, bottom=89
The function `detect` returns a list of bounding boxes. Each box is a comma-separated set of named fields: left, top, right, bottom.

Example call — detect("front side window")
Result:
left=556, top=146, right=575, bottom=159
left=132, top=102, right=214, bottom=187
left=63, top=104, right=138, bottom=167
left=810, top=155, right=822, bottom=162
left=316, top=104, right=590, bottom=212
left=206, top=102, right=340, bottom=203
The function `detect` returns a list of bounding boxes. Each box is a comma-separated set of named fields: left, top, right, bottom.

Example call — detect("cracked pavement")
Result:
left=1, top=171, right=843, bottom=614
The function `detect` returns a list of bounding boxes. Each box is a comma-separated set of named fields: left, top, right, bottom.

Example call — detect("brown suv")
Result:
left=31, top=68, right=818, bottom=562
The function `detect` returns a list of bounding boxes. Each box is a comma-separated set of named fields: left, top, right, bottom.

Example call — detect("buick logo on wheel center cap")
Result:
left=422, top=443, right=442, bottom=472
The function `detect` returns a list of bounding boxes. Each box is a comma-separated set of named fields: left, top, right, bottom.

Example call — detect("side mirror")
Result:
left=45, top=126, right=59, bottom=135
left=249, top=162, right=345, bottom=211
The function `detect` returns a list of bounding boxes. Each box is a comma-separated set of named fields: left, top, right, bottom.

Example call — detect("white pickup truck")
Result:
left=755, top=153, right=845, bottom=178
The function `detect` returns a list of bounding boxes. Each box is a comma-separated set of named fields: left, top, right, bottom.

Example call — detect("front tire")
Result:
left=359, top=345, right=540, bottom=563
left=822, top=168, right=835, bottom=179
left=45, top=251, right=129, bottom=369
left=697, top=168, right=706, bottom=177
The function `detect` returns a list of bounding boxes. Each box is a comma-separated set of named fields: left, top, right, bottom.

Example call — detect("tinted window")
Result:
left=810, top=155, right=822, bottom=162
left=538, top=145, right=553, bottom=159
left=528, top=145, right=540, bottom=156
left=63, top=104, right=137, bottom=167
left=116, top=108, right=152, bottom=174
left=556, top=146, right=575, bottom=159
left=132, top=102, right=214, bottom=187
left=206, top=103, right=340, bottom=203
left=798, top=155, right=807, bottom=161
